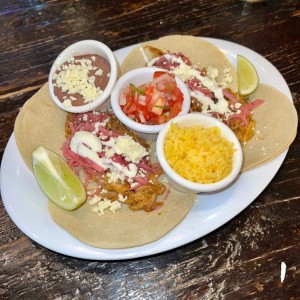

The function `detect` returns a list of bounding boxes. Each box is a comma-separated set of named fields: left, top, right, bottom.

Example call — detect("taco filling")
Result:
left=145, top=51, right=263, bottom=143
left=63, top=111, right=167, bottom=213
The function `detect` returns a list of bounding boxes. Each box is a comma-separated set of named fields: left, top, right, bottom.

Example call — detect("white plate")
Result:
left=0, top=38, right=292, bottom=260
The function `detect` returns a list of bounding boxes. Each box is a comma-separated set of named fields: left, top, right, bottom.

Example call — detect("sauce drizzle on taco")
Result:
left=63, top=111, right=166, bottom=214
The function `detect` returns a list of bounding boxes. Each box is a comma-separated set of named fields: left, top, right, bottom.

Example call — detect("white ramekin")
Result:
left=110, top=67, right=191, bottom=140
left=48, top=40, right=118, bottom=113
left=156, top=113, right=243, bottom=193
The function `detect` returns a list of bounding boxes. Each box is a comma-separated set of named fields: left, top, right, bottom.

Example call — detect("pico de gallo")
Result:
left=120, top=71, right=184, bottom=125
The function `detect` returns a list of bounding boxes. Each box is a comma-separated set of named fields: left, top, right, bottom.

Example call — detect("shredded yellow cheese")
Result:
left=164, top=123, right=235, bottom=184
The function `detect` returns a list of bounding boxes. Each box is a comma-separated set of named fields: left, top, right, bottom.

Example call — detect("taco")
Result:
left=121, top=34, right=238, bottom=92
left=242, top=84, right=298, bottom=171
left=121, top=35, right=298, bottom=171
left=14, top=84, right=196, bottom=249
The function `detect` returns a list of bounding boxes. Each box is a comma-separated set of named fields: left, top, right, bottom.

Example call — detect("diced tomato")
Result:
left=154, top=73, right=177, bottom=93
left=169, top=100, right=182, bottom=118
left=151, top=97, right=167, bottom=115
left=126, top=102, right=138, bottom=114
left=172, top=86, right=184, bottom=102
left=120, top=71, right=184, bottom=125
left=145, top=85, right=155, bottom=96
left=147, top=90, right=161, bottom=109
left=122, top=98, right=133, bottom=115
left=153, top=71, right=167, bottom=79
left=140, top=105, right=151, bottom=121
left=165, top=82, right=176, bottom=92
left=151, top=114, right=167, bottom=124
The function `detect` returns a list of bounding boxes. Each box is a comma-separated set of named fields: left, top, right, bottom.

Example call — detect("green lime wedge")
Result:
left=32, top=145, right=86, bottom=210
left=237, top=55, right=259, bottom=96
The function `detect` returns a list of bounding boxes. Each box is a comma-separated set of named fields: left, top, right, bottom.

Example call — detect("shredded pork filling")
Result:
left=63, top=112, right=166, bottom=212
left=148, top=49, right=263, bottom=143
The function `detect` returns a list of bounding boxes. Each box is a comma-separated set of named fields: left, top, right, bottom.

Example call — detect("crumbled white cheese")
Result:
left=90, top=198, right=112, bottom=215
left=160, top=174, right=169, bottom=184
left=109, top=200, right=121, bottom=213
left=89, top=193, right=125, bottom=216
left=219, top=68, right=233, bottom=88
left=53, top=57, right=104, bottom=103
left=113, top=135, right=149, bottom=164
left=107, top=171, right=120, bottom=183
left=118, top=194, right=127, bottom=202
left=95, top=69, right=103, bottom=76
left=207, top=66, right=219, bottom=79
left=130, top=181, right=139, bottom=189
left=63, top=99, right=72, bottom=107
left=93, top=118, right=110, bottom=134
left=105, top=148, right=115, bottom=158
left=82, top=114, right=88, bottom=121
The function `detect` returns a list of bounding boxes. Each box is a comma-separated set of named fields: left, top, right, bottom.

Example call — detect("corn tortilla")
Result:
left=14, top=83, right=196, bottom=249
left=14, top=84, right=66, bottom=171
left=121, top=34, right=238, bottom=92
left=241, top=84, right=298, bottom=171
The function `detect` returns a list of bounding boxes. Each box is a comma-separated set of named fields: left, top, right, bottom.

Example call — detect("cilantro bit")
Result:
left=154, top=105, right=170, bottom=109
left=130, top=83, right=144, bottom=95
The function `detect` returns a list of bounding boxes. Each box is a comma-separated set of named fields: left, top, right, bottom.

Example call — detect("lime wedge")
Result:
left=237, top=55, right=259, bottom=96
left=32, top=145, right=86, bottom=210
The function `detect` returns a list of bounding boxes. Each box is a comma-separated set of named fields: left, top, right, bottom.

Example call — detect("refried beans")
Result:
left=52, top=54, right=110, bottom=107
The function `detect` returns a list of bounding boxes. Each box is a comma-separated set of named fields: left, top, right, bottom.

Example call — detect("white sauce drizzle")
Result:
left=70, top=131, right=149, bottom=181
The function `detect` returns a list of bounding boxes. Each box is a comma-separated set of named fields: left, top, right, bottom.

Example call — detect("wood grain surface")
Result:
left=0, top=1, right=299, bottom=299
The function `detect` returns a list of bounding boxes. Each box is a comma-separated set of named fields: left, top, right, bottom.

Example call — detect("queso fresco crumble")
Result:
left=52, top=54, right=111, bottom=107
left=63, top=111, right=166, bottom=216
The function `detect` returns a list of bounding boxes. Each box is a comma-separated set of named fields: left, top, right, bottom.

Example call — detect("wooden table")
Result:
left=1, top=1, right=299, bottom=299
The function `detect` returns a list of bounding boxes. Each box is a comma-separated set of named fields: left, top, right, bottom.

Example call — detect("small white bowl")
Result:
left=110, top=67, right=191, bottom=140
left=156, top=113, right=243, bottom=193
left=48, top=40, right=118, bottom=113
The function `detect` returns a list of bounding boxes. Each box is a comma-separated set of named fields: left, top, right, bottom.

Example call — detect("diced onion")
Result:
left=138, top=95, right=146, bottom=106
left=120, top=96, right=126, bottom=105
left=139, top=112, right=146, bottom=124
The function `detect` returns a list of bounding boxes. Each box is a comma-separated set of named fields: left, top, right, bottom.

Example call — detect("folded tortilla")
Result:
left=121, top=34, right=238, bottom=92
left=14, top=84, right=196, bottom=249
left=242, top=84, right=298, bottom=171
